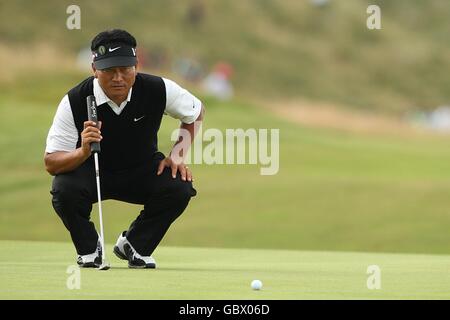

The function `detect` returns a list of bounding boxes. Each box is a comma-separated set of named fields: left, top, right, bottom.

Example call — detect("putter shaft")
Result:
left=94, top=153, right=109, bottom=269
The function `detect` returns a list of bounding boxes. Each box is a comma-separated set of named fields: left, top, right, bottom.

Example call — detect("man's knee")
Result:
left=51, top=175, right=89, bottom=204
left=158, top=168, right=197, bottom=200
left=166, top=179, right=197, bottom=203
left=51, top=175, right=94, bottom=224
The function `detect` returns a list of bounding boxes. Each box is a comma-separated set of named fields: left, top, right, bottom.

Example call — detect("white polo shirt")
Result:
left=45, top=78, right=202, bottom=153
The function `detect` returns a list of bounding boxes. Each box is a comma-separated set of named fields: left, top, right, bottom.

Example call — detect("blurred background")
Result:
left=1, top=0, right=450, bottom=255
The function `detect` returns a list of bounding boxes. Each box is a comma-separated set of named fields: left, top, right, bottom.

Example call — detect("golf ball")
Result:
left=251, top=280, right=262, bottom=290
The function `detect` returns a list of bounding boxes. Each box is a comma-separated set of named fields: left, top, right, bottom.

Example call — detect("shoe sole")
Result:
left=128, top=263, right=156, bottom=269
left=77, top=262, right=100, bottom=268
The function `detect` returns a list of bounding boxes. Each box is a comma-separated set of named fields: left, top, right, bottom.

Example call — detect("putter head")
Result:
left=98, top=262, right=110, bottom=271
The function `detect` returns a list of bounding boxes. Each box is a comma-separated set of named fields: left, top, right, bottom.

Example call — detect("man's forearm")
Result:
left=44, top=148, right=90, bottom=175
left=170, top=106, right=205, bottom=163
left=170, top=121, right=201, bottom=161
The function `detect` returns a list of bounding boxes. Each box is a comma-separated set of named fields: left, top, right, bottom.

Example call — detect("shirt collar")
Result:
left=93, top=78, right=132, bottom=106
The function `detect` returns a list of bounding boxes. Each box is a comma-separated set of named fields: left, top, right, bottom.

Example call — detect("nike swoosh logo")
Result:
left=134, top=116, right=145, bottom=122
left=109, top=46, right=121, bottom=52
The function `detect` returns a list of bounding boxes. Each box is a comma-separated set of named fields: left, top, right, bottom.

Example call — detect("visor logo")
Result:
left=98, top=46, right=106, bottom=55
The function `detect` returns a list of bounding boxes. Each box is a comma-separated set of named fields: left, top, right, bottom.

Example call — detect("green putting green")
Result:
left=0, top=240, right=449, bottom=299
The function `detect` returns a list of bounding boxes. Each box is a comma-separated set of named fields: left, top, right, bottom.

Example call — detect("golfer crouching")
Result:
left=44, top=29, right=204, bottom=269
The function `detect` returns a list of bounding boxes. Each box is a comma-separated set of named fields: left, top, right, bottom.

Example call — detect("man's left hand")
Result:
left=157, top=157, right=193, bottom=182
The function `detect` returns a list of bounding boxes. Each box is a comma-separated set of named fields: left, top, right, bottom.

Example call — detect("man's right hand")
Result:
left=44, top=121, right=103, bottom=176
left=81, top=121, right=102, bottom=157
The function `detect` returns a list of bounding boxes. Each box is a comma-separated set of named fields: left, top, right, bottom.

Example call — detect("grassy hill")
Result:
left=1, top=0, right=450, bottom=256
left=1, top=0, right=450, bottom=113
left=1, top=240, right=449, bottom=299
left=1, top=74, right=450, bottom=254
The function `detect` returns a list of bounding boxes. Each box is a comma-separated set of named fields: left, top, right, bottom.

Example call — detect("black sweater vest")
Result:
left=68, top=73, right=166, bottom=172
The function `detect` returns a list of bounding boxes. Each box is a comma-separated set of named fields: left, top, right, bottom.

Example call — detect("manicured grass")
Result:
left=0, top=240, right=449, bottom=299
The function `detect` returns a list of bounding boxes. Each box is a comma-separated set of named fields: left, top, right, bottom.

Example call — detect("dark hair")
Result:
left=91, top=29, right=137, bottom=51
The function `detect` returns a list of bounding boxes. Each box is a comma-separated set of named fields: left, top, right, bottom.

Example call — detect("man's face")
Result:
left=93, top=65, right=137, bottom=101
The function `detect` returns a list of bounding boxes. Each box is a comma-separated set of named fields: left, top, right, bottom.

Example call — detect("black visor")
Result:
left=92, top=43, right=137, bottom=70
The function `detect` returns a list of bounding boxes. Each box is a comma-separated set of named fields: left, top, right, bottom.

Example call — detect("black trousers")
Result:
left=50, top=152, right=196, bottom=256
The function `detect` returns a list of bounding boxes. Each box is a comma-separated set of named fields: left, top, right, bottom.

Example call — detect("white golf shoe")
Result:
left=113, top=231, right=156, bottom=269
left=77, top=239, right=102, bottom=268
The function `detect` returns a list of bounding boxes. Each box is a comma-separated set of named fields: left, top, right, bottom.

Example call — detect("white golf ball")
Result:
left=251, top=280, right=262, bottom=290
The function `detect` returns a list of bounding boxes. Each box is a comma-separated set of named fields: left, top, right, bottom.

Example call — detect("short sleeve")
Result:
left=163, top=78, right=202, bottom=124
left=45, top=95, right=79, bottom=153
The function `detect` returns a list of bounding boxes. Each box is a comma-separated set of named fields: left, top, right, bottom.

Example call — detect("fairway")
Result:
left=0, top=240, right=449, bottom=299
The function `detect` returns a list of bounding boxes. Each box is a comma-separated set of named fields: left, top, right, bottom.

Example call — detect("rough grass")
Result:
left=1, top=0, right=450, bottom=113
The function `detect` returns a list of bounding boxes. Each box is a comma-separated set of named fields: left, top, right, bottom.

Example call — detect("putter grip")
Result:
left=86, top=95, right=101, bottom=154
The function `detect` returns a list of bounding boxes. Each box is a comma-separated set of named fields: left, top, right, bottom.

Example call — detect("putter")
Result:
left=87, top=95, right=110, bottom=271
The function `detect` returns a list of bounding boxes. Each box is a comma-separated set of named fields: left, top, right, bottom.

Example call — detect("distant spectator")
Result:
left=310, top=0, right=330, bottom=7
left=136, top=47, right=149, bottom=70
left=76, top=47, right=92, bottom=71
left=202, top=62, right=234, bottom=100
left=428, top=106, right=450, bottom=132
left=186, top=1, right=205, bottom=26
left=147, top=47, right=168, bottom=70
left=172, top=57, right=204, bottom=82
